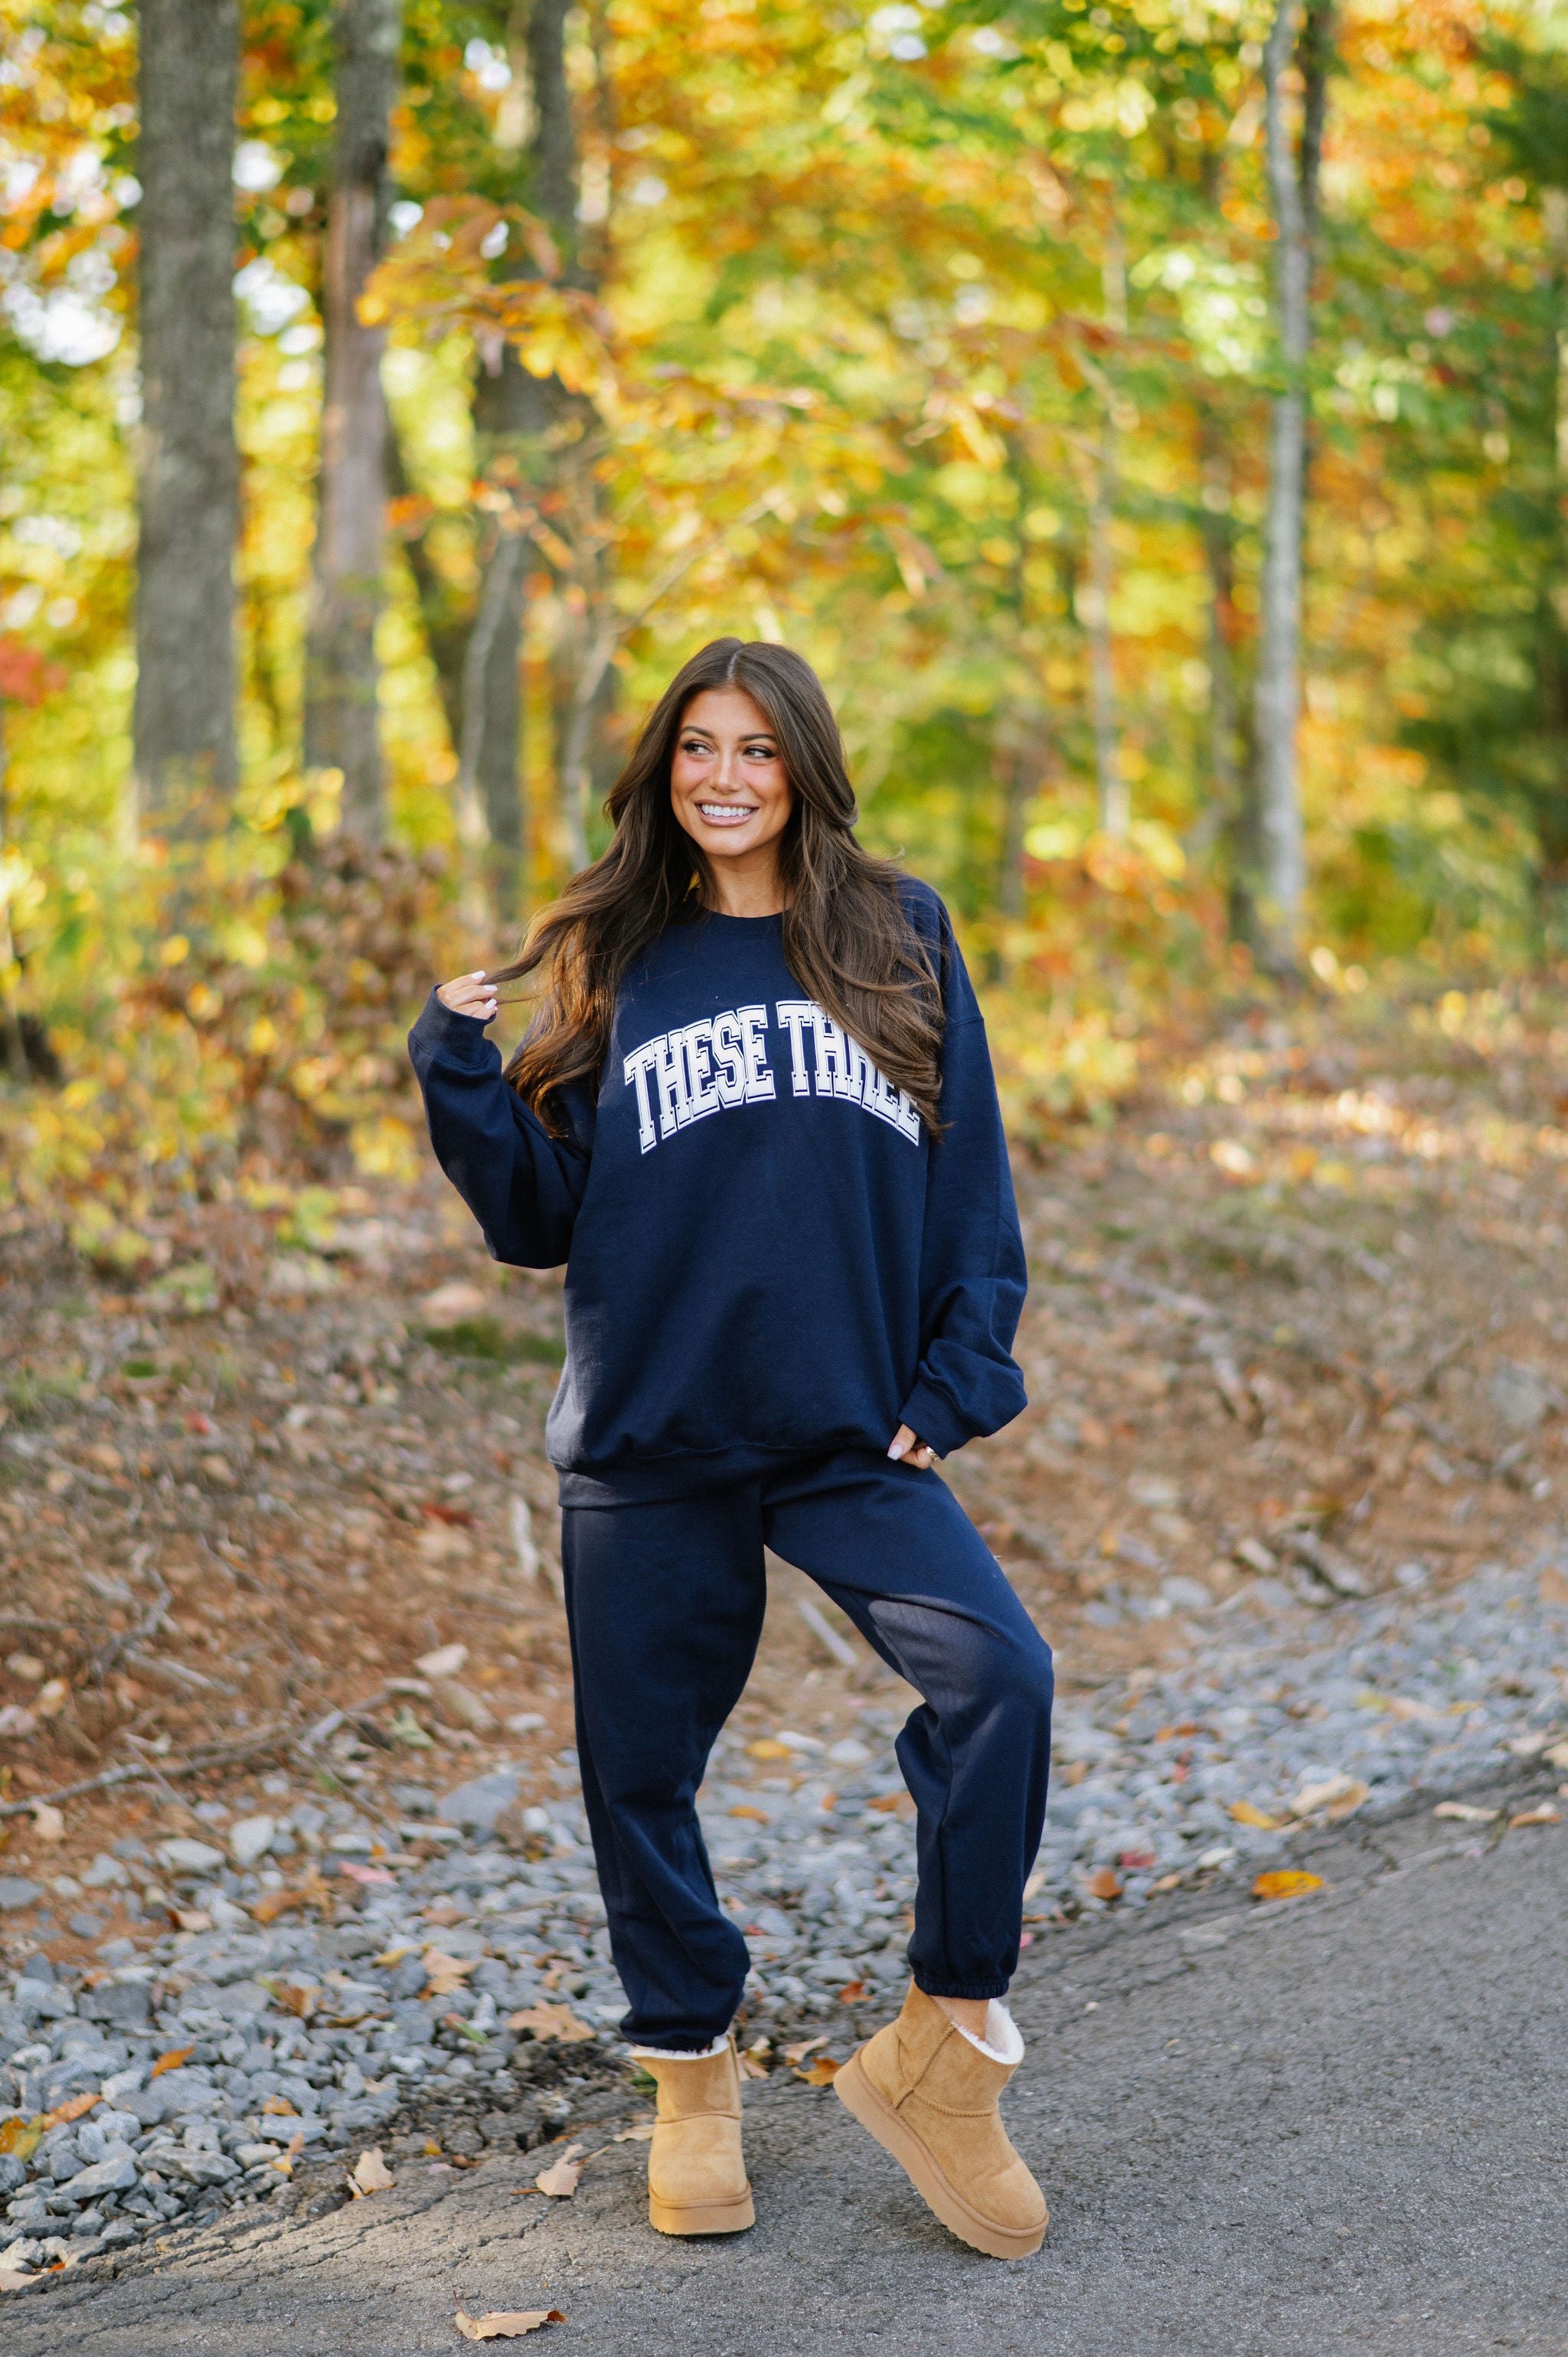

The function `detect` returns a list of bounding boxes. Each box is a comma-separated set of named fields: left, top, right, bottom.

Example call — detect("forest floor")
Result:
left=5, top=979, right=1568, bottom=2333
left=4, top=977, right=1567, bottom=1896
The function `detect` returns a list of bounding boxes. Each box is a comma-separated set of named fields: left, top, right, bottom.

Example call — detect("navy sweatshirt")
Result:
left=407, top=881, right=1027, bottom=1504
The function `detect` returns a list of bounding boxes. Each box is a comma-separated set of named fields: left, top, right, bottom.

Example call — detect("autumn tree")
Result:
left=304, top=0, right=402, bottom=842
left=132, top=0, right=240, bottom=822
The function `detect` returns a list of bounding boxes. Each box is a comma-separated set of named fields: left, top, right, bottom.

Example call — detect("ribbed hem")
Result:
left=912, top=1970, right=1011, bottom=2003
left=630, top=2034, right=730, bottom=2061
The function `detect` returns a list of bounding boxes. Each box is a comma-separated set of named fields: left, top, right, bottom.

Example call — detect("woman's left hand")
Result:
left=887, top=1424, right=934, bottom=1470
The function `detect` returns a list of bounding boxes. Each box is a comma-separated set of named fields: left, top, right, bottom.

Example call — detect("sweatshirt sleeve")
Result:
left=407, top=989, right=592, bottom=1269
left=896, top=910, right=1027, bottom=1458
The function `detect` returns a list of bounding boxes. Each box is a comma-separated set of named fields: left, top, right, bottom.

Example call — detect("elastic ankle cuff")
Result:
left=630, top=2034, right=730, bottom=2061
left=953, top=2002, right=1023, bottom=2067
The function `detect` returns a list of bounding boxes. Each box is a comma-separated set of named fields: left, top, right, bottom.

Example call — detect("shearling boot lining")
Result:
left=952, top=2000, right=1023, bottom=2066
left=630, top=2035, right=731, bottom=2062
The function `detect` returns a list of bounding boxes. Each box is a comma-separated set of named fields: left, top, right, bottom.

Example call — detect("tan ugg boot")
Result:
left=632, top=2036, right=755, bottom=2237
left=835, top=1981, right=1047, bottom=2259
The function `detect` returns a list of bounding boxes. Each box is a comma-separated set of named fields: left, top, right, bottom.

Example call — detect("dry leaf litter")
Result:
left=5, top=994, right=1568, bottom=2290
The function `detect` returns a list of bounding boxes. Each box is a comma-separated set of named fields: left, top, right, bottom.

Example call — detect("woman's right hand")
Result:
left=436, top=971, right=498, bottom=1023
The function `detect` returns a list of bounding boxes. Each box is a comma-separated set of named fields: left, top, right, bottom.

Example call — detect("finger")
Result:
left=887, top=1424, right=916, bottom=1463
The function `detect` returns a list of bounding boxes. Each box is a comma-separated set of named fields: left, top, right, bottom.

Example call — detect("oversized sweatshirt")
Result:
left=407, top=881, right=1027, bottom=1504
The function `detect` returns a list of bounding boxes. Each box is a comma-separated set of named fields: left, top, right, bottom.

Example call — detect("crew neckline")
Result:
left=697, top=905, right=786, bottom=929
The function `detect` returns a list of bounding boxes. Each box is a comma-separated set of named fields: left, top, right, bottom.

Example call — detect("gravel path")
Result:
left=6, top=1772, right=1566, bottom=2356
left=5, top=1542, right=1568, bottom=2299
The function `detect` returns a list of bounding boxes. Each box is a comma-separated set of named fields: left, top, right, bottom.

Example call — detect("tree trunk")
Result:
left=1251, top=0, right=1333, bottom=967
left=0, top=698, right=29, bottom=1082
left=1193, top=414, right=1243, bottom=865
left=459, top=0, right=580, bottom=918
left=132, top=0, right=239, bottom=825
left=1085, top=412, right=1125, bottom=838
left=303, top=0, right=401, bottom=844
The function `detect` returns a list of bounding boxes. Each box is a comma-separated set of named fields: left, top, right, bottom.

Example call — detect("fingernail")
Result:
left=887, top=1442, right=903, bottom=1460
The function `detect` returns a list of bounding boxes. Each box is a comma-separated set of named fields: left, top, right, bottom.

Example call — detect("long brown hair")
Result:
left=489, top=639, right=945, bottom=1132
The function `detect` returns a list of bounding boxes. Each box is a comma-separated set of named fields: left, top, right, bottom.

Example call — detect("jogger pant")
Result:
left=560, top=1448, right=1055, bottom=2051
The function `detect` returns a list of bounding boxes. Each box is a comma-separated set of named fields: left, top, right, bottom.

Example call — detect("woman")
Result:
left=409, top=639, right=1054, bottom=2261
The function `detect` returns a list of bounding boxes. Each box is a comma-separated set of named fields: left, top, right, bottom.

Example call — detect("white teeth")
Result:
left=697, top=803, right=756, bottom=821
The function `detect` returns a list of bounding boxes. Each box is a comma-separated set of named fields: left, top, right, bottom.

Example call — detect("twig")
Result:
left=90, top=1570, right=170, bottom=1683
left=0, top=1684, right=394, bottom=1819
left=0, top=1614, right=79, bottom=1636
left=125, top=1646, right=238, bottom=1697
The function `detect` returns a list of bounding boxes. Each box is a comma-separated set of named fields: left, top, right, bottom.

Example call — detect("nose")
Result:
left=713, top=744, right=740, bottom=791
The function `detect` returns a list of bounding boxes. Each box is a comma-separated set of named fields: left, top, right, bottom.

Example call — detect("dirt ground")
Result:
left=3, top=979, right=1566, bottom=1957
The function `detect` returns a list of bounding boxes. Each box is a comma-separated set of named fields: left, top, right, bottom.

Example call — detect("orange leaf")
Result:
left=455, top=2311, right=566, bottom=2342
left=795, top=2056, right=841, bottom=2086
left=1086, top=1867, right=1122, bottom=1901
left=261, top=2095, right=299, bottom=2117
left=0, top=2116, right=43, bottom=2160
left=867, top=1794, right=904, bottom=1814
left=250, top=1888, right=305, bottom=1924
left=1253, top=1871, right=1325, bottom=1902
left=1508, top=1804, right=1562, bottom=1829
left=1227, top=1800, right=1282, bottom=1830
left=836, top=1980, right=867, bottom=2002
left=151, top=2047, right=193, bottom=2078
left=42, top=2091, right=100, bottom=2129
left=727, top=1804, right=768, bottom=1822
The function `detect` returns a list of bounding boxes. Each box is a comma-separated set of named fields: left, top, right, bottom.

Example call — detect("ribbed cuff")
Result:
left=895, top=1375, right=975, bottom=1463
left=911, top=1970, right=1011, bottom=2003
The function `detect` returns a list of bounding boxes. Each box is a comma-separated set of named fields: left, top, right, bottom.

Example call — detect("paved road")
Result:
left=11, top=1793, right=1566, bottom=2356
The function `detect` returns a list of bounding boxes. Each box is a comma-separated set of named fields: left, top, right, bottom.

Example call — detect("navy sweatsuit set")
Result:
left=409, top=883, right=1054, bottom=2051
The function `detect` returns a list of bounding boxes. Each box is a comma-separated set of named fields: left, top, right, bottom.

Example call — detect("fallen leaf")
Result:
left=270, top=1982, right=320, bottom=2019
left=1117, top=1849, right=1156, bottom=1872
left=1508, top=1804, right=1562, bottom=1829
left=250, top=1888, right=306, bottom=1924
left=836, top=1979, right=867, bottom=2002
left=0, top=2115, right=43, bottom=2161
left=867, top=1793, right=906, bottom=1814
left=31, top=1803, right=64, bottom=1842
left=1086, top=1867, right=1123, bottom=1901
left=782, top=2035, right=827, bottom=2064
left=374, top=1942, right=419, bottom=1966
left=1227, top=1800, right=1282, bottom=1830
left=1253, top=1871, right=1325, bottom=1902
left=261, top=2094, right=299, bottom=2117
left=611, top=2117, right=658, bottom=2141
left=727, top=1804, right=768, bottom=1822
left=506, top=2002, right=593, bottom=2044
left=42, top=2091, right=100, bottom=2129
left=350, top=2146, right=394, bottom=2195
left=745, top=1739, right=793, bottom=1761
left=533, top=2142, right=585, bottom=2197
left=1433, top=1801, right=1498, bottom=1824
left=454, top=2310, right=566, bottom=2341
left=737, top=2056, right=769, bottom=2081
left=175, top=1908, right=212, bottom=1934
left=423, top=1950, right=479, bottom=1999
left=1291, top=1773, right=1368, bottom=1819
left=795, top=2056, right=841, bottom=2086
left=416, top=1642, right=469, bottom=1679
left=151, top=2047, right=194, bottom=2078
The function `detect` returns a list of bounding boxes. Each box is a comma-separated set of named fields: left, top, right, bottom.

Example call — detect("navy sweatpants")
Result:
left=560, top=1449, right=1054, bottom=2051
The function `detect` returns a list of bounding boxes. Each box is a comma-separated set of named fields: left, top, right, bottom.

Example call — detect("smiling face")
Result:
left=669, top=685, right=794, bottom=910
